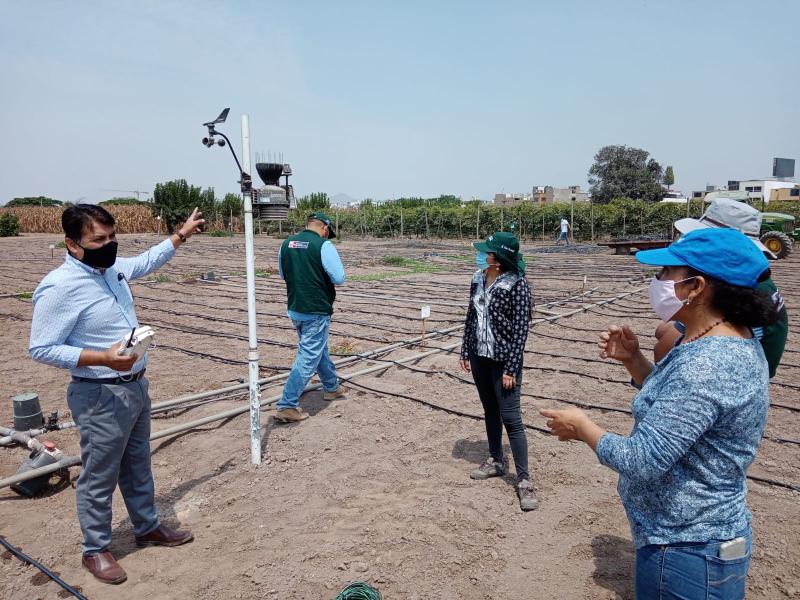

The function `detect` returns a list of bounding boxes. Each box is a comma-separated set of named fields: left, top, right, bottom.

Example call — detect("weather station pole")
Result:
left=240, top=114, right=262, bottom=465
left=201, top=108, right=262, bottom=465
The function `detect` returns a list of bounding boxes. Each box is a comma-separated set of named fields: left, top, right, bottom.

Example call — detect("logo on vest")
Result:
left=288, top=241, right=310, bottom=249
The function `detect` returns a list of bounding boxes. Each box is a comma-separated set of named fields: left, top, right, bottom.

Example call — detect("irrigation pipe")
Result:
left=341, top=378, right=800, bottom=492
left=0, top=422, right=76, bottom=446
left=149, top=322, right=466, bottom=413
left=356, top=357, right=800, bottom=446
left=0, top=284, right=650, bottom=488
left=148, top=285, right=645, bottom=414
left=0, top=535, right=88, bottom=600
left=148, top=341, right=461, bottom=441
left=0, top=342, right=461, bottom=490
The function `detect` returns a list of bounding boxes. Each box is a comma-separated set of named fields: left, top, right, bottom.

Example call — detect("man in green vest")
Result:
left=276, top=212, right=347, bottom=422
left=652, top=198, right=788, bottom=376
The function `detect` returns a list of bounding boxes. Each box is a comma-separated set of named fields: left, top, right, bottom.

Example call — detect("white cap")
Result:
left=674, top=197, right=776, bottom=259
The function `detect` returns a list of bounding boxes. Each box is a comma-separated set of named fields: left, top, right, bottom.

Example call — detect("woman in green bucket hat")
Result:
left=459, top=232, right=538, bottom=511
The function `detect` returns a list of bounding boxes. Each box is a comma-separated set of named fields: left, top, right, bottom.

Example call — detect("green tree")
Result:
left=219, top=192, right=243, bottom=227
left=296, top=192, right=330, bottom=212
left=664, top=165, right=675, bottom=190
left=5, top=196, right=62, bottom=207
left=152, top=179, right=215, bottom=233
left=0, top=213, right=20, bottom=236
left=588, top=145, right=665, bottom=204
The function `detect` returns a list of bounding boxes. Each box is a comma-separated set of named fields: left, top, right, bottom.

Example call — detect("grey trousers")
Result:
left=67, top=377, right=159, bottom=555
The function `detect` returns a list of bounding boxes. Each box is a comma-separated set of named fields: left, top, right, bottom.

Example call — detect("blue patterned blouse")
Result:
left=596, top=336, right=769, bottom=549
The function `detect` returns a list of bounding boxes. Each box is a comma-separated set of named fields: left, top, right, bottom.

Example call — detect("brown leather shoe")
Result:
left=82, top=551, right=127, bottom=584
left=135, top=524, right=194, bottom=548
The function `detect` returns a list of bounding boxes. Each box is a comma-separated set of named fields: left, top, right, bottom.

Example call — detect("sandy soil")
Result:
left=0, top=233, right=797, bottom=599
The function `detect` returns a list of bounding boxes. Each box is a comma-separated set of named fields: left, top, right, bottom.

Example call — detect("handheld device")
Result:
left=719, top=536, right=748, bottom=560
left=117, top=326, right=156, bottom=360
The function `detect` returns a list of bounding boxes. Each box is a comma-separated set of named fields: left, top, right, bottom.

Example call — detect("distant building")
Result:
left=695, top=180, right=797, bottom=204
left=493, top=186, right=590, bottom=206
left=494, top=193, right=532, bottom=206
left=770, top=185, right=800, bottom=202
left=532, top=185, right=590, bottom=205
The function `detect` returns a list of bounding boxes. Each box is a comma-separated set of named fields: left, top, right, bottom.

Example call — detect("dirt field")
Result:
left=1, top=233, right=798, bottom=600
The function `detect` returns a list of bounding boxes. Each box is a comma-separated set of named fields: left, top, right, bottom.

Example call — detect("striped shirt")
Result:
left=29, top=239, right=175, bottom=378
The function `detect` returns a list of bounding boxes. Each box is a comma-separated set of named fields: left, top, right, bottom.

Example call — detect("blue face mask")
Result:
left=476, top=251, right=489, bottom=270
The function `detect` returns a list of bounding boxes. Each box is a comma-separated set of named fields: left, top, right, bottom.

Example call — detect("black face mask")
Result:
left=73, top=240, right=118, bottom=269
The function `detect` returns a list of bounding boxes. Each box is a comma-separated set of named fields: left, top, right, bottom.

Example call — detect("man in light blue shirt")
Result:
left=29, top=204, right=203, bottom=585
left=275, top=212, right=347, bottom=422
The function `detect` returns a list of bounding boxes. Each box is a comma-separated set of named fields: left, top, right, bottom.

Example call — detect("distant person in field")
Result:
left=276, top=212, right=347, bottom=423
left=555, top=217, right=571, bottom=245
left=542, top=228, right=779, bottom=600
left=651, top=198, right=788, bottom=377
left=29, top=204, right=202, bottom=585
left=460, top=232, right=538, bottom=511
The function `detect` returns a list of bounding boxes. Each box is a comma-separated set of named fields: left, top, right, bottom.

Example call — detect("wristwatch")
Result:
left=176, top=231, right=187, bottom=242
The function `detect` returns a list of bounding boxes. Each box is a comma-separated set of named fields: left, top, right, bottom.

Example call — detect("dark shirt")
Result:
left=461, top=269, right=532, bottom=376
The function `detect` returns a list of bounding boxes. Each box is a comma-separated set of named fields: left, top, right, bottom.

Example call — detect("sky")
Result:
left=1, top=0, right=798, bottom=205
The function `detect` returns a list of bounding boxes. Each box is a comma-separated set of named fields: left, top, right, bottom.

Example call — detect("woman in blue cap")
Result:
left=460, top=232, right=538, bottom=511
left=541, top=228, right=779, bottom=599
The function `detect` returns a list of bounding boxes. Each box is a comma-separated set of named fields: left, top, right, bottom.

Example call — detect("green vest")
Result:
left=758, top=278, right=788, bottom=379
left=280, top=230, right=336, bottom=315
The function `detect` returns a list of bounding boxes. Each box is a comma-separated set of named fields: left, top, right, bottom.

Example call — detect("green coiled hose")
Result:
left=333, top=581, right=382, bottom=600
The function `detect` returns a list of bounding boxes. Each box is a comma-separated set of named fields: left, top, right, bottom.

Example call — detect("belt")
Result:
left=72, top=369, right=146, bottom=385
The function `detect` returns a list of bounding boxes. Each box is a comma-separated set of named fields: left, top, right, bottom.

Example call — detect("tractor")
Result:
left=760, top=212, right=800, bottom=259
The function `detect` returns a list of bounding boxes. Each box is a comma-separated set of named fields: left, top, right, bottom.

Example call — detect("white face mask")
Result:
left=648, top=276, right=695, bottom=321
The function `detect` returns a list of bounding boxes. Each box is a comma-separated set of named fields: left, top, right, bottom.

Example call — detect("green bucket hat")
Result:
left=473, top=231, right=526, bottom=274
left=309, top=211, right=337, bottom=239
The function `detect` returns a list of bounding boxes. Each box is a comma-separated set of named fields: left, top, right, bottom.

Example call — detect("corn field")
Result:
left=0, top=206, right=160, bottom=234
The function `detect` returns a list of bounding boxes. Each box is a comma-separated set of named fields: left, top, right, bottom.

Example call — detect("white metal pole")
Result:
left=241, top=114, right=262, bottom=465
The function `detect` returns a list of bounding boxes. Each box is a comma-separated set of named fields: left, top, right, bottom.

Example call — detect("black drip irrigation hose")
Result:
left=0, top=535, right=88, bottom=600
left=339, top=376, right=552, bottom=435
left=362, top=357, right=800, bottom=447
left=341, top=376, right=800, bottom=491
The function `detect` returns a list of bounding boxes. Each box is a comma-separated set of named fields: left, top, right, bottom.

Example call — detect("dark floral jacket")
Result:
left=460, top=270, right=533, bottom=376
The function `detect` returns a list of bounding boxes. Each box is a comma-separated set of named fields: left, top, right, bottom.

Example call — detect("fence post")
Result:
left=570, top=199, right=574, bottom=242
left=476, top=205, right=480, bottom=239
left=400, top=208, right=403, bottom=238
left=501, top=207, right=504, bottom=231
left=425, top=208, right=429, bottom=238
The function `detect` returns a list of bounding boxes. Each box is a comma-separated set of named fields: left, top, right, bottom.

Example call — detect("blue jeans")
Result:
left=635, top=527, right=752, bottom=599
left=555, top=231, right=571, bottom=245
left=278, top=315, right=339, bottom=409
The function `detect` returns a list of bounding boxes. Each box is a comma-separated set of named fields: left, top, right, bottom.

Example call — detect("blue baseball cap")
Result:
left=636, top=228, right=768, bottom=288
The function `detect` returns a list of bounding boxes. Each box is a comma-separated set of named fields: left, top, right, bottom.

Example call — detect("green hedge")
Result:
left=255, top=198, right=771, bottom=241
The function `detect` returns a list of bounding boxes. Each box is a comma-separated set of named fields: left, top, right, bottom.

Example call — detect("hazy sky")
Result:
left=1, top=0, right=798, bottom=205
